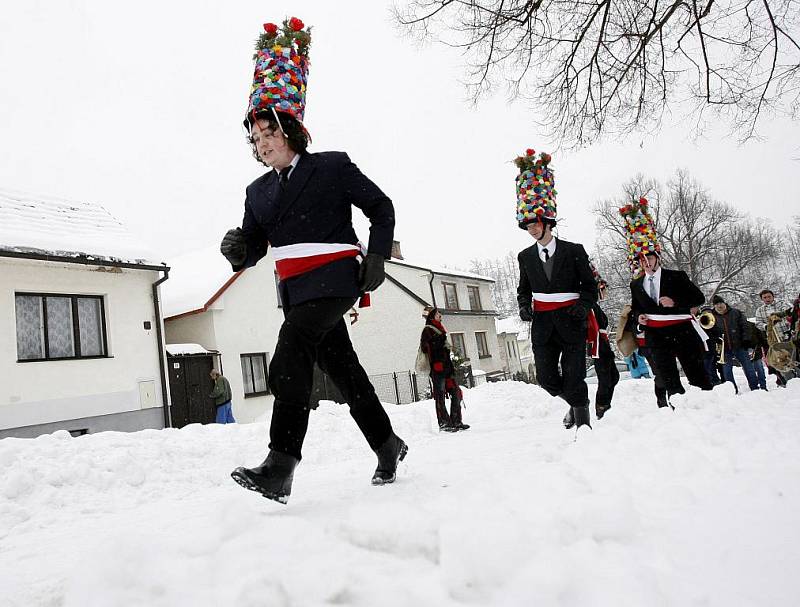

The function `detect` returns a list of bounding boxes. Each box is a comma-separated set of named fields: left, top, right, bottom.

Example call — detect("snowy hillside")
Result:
left=1, top=379, right=799, bottom=606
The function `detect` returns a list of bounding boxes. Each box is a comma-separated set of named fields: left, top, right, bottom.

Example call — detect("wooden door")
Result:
left=167, top=355, right=215, bottom=428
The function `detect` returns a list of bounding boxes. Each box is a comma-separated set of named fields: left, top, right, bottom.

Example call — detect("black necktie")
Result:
left=279, top=166, right=292, bottom=190
left=543, top=248, right=550, bottom=262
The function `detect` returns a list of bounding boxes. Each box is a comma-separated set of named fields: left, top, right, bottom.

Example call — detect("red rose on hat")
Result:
left=289, top=17, right=304, bottom=31
left=263, top=23, right=278, bottom=36
left=526, top=148, right=535, bottom=156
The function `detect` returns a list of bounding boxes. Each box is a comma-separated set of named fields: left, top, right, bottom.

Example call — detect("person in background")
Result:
left=515, top=149, right=597, bottom=431
left=569, top=270, right=618, bottom=424
left=711, top=295, right=761, bottom=392
left=745, top=319, right=769, bottom=390
left=622, top=198, right=712, bottom=406
left=420, top=307, right=469, bottom=432
left=209, top=370, right=235, bottom=424
left=626, top=349, right=652, bottom=379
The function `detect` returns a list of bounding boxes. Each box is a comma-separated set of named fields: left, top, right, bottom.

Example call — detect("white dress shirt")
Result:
left=644, top=267, right=662, bottom=302
left=536, top=237, right=557, bottom=263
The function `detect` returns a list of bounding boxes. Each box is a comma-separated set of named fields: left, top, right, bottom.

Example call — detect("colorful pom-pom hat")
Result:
left=514, top=148, right=557, bottom=229
left=244, top=17, right=311, bottom=130
left=618, top=197, right=660, bottom=273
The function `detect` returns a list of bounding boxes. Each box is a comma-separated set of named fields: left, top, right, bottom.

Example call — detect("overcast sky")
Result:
left=2, top=1, right=798, bottom=270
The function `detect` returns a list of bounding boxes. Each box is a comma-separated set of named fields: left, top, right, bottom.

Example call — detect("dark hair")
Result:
left=712, top=295, right=726, bottom=305
left=426, top=307, right=440, bottom=322
left=759, top=289, right=774, bottom=297
left=244, top=110, right=309, bottom=164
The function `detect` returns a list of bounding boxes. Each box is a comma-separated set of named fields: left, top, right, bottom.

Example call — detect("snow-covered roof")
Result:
left=0, top=187, right=162, bottom=266
left=388, top=258, right=494, bottom=282
left=495, top=316, right=529, bottom=340
left=161, top=245, right=242, bottom=318
left=166, top=343, right=217, bottom=356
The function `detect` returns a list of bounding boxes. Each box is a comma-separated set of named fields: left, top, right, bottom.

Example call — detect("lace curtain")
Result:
left=15, top=295, right=44, bottom=360
left=78, top=298, right=104, bottom=356
left=15, top=295, right=105, bottom=359
left=46, top=297, right=75, bottom=358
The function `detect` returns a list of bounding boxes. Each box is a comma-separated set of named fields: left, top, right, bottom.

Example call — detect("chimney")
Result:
left=390, top=240, right=404, bottom=260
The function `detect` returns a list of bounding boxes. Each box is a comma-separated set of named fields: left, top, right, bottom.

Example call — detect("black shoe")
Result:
left=439, top=424, right=457, bottom=432
left=371, top=434, right=408, bottom=485
left=563, top=408, right=575, bottom=429
left=454, top=423, right=470, bottom=431
left=572, top=405, right=591, bottom=429
left=595, top=403, right=611, bottom=420
left=231, top=450, right=299, bottom=505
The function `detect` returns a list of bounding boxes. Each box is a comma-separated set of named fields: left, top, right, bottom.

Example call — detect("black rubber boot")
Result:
left=563, top=408, right=575, bottom=429
left=572, top=405, right=591, bottom=429
left=231, top=450, right=299, bottom=505
left=371, top=434, right=408, bottom=485
left=595, top=403, right=611, bottom=420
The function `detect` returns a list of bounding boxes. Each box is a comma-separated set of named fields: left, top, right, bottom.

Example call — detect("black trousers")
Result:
left=430, top=373, right=462, bottom=427
left=267, top=297, right=392, bottom=459
left=592, top=338, right=619, bottom=408
left=639, top=346, right=669, bottom=407
left=649, top=334, right=713, bottom=397
left=533, top=335, right=588, bottom=408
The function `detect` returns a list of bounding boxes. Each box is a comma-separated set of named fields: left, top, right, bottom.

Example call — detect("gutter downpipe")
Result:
left=428, top=271, right=437, bottom=308
left=152, top=268, right=172, bottom=429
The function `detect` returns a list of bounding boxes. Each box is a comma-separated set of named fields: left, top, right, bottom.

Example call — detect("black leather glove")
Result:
left=359, top=253, right=385, bottom=292
left=220, top=228, right=247, bottom=266
left=519, top=305, right=534, bottom=322
left=567, top=303, right=588, bottom=320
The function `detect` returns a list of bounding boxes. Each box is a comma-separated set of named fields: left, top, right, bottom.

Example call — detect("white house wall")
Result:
left=385, top=262, right=435, bottom=304
left=348, top=279, right=427, bottom=376
left=164, top=312, right=217, bottom=351
left=442, top=314, right=502, bottom=374
left=1, top=258, right=165, bottom=435
left=210, top=266, right=282, bottom=423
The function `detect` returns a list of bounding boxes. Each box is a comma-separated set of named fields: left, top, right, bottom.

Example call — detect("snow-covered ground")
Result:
left=2, top=378, right=799, bottom=606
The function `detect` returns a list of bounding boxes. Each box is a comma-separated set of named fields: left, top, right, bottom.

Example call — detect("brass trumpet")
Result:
left=698, top=310, right=716, bottom=330
left=716, top=338, right=726, bottom=365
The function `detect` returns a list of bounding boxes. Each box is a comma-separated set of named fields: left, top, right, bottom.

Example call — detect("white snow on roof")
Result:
left=0, top=188, right=161, bottom=266
left=495, top=316, right=529, bottom=339
left=161, top=245, right=242, bottom=318
left=388, top=258, right=494, bottom=282
left=165, top=343, right=216, bottom=356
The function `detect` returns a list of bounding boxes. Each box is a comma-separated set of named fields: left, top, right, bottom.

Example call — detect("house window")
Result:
left=274, top=271, right=283, bottom=308
left=450, top=332, right=467, bottom=360
left=15, top=293, right=107, bottom=361
left=476, top=331, right=490, bottom=358
left=467, top=286, right=482, bottom=311
left=241, top=353, right=269, bottom=397
left=443, top=282, right=459, bottom=309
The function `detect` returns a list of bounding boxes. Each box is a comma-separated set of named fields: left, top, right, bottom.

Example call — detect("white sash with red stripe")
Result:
left=272, top=242, right=371, bottom=307
left=532, top=292, right=601, bottom=358
left=644, top=313, right=709, bottom=350
left=532, top=292, right=579, bottom=311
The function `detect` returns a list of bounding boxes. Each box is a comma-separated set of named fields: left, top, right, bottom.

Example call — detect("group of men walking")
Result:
left=215, top=16, right=793, bottom=505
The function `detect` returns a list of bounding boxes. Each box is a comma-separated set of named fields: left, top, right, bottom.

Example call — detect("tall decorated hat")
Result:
left=246, top=17, right=311, bottom=126
left=618, top=197, right=660, bottom=273
left=514, top=148, right=557, bottom=229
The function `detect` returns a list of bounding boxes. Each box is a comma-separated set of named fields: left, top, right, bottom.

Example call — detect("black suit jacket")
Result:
left=235, top=151, right=395, bottom=307
left=630, top=269, right=705, bottom=348
left=517, top=239, right=597, bottom=345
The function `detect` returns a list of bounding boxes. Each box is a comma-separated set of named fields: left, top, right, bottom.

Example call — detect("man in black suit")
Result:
left=630, top=253, right=713, bottom=401
left=220, top=110, right=407, bottom=504
left=517, top=217, right=598, bottom=429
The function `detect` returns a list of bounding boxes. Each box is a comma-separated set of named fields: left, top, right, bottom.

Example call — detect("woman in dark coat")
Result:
left=420, top=308, right=469, bottom=432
